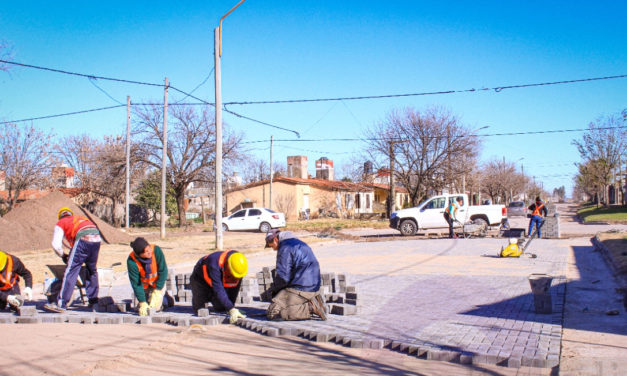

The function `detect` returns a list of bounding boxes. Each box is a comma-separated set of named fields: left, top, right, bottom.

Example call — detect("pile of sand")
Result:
left=0, top=191, right=131, bottom=253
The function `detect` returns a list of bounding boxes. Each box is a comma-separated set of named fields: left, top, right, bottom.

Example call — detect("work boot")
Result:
left=43, top=303, right=66, bottom=313
left=309, top=294, right=327, bottom=321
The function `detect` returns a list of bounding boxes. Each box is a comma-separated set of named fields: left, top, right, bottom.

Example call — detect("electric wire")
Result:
left=241, top=125, right=627, bottom=144
left=1, top=105, right=125, bottom=124
left=173, top=68, right=214, bottom=104
left=87, top=77, right=125, bottom=105
left=224, top=74, right=627, bottom=105
left=0, top=59, right=163, bottom=87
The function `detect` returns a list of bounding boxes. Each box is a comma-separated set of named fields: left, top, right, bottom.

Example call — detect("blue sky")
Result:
left=1, top=1, right=626, bottom=196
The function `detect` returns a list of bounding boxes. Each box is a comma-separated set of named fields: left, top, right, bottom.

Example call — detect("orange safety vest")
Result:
left=129, top=247, right=158, bottom=289
left=57, top=215, right=97, bottom=247
left=0, top=255, right=19, bottom=291
left=532, top=203, right=545, bottom=217
left=203, top=251, right=239, bottom=288
left=445, top=202, right=458, bottom=215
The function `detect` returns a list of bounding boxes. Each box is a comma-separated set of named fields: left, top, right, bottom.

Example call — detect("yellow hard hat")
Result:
left=0, top=251, right=7, bottom=271
left=57, top=207, right=73, bottom=219
left=227, top=252, right=248, bottom=279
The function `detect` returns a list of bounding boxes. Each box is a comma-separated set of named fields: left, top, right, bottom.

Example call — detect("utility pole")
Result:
left=214, top=27, right=224, bottom=251
left=388, top=140, right=405, bottom=217
left=269, top=135, right=273, bottom=210
left=125, top=95, right=131, bottom=230
left=214, top=0, right=247, bottom=251
left=160, top=78, right=168, bottom=240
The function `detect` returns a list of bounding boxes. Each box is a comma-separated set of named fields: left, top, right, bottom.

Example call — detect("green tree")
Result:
left=135, top=171, right=177, bottom=224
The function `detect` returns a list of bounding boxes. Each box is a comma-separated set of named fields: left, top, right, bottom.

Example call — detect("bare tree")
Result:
left=274, top=193, right=295, bottom=220
left=240, top=157, right=269, bottom=184
left=479, top=158, right=527, bottom=204
left=55, top=134, right=145, bottom=225
left=364, top=107, right=481, bottom=205
left=133, top=104, right=242, bottom=225
left=0, top=123, right=55, bottom=210
left=572, top=113, right=626, bottom=207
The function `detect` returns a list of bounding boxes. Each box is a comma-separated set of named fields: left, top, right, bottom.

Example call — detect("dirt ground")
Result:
left=0, top=324, right=548, bottom=376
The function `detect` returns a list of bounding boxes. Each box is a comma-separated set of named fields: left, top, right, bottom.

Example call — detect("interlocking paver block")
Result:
left=18, top=306, right=37, bottom=317
left=17, top=317, right=41, bottom=324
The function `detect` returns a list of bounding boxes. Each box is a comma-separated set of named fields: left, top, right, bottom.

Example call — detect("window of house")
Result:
left=366, top=194, right=371, bottom=209
left=355, top=193, right=361, bottom=209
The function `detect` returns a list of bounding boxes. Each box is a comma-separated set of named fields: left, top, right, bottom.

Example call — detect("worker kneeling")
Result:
left=0, top=250, right=33, bottom=311
left=265, top=229, right=327, bottom=321
left=190, top=250, right=248, bottom=324
left=128, top=237, right=173, bottom=316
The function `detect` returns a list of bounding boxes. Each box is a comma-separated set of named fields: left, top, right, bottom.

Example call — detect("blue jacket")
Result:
left=274, top=232, right=321, bottom=292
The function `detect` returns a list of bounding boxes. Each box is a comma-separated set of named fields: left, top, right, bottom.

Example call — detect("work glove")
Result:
left=228, top=308, right=246, bottom=324
left=148, top=290, right=163, bottom=311
left=7, top=295, right=22, bottom=308
left=23, top=287, right=33, bottom=301
left=138, top=301, right=149, bottom=316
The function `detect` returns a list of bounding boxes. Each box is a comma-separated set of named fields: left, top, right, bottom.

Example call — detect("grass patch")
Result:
left=285, top=218, right=390, bottom=232
left=577, top=205, right=627, bottom=223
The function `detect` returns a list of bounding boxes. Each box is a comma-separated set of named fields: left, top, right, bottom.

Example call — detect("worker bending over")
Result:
left=0, top=250, right=33, bottom=310
left=528, top=197, right=548, bottom=238
left=265, top=229, right=327, bottom=321
left=190, top=250, right=248, bottom=324
left=444, top=196, right=463, bottom=239
left=45, top=207, right=101, bottom=313
left=128, top=237, right=171, bottom=316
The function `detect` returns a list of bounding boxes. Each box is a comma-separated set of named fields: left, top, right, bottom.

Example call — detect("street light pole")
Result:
left=214, top=0, right=247, bottom=251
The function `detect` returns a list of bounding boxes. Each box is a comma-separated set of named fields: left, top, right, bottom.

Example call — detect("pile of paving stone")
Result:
left=254, top=266, right=359, bottom=315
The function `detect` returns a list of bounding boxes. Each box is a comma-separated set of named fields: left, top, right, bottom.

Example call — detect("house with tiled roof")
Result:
left=226, top=156, right=376, bottom=220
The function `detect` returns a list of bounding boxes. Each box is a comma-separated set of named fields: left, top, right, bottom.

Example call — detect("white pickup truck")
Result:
left=389, top=193, right=507, bottom=236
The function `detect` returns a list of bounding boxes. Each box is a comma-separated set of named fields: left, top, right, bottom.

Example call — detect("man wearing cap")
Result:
left=0, top=250, right=33, bottom=310
left=45, top=207, right=101, bottom=313
left=190, top=250, right=248, bottom=324
left=264, top=229, right=327, bottom=321
left=127, top=237, right=171, bottom=316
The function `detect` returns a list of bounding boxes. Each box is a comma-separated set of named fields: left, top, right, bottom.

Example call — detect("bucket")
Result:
left=528, top=273, right=553, bottom=314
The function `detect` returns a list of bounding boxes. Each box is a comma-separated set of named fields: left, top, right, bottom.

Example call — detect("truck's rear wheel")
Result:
left=399, top=219, right=417, bottom=236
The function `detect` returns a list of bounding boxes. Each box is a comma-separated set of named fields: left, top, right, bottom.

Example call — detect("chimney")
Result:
left=315, top=157, right=334, bottom=180
left=287, top=156, right=308, bottom=179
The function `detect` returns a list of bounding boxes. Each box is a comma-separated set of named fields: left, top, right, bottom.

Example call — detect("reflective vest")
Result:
left=532, top=203, right=545, bottom=217
left=129, top=248, right=158, bottom=289
left=203, top=251, right=239, bottom=288
left=445, top=202, right=458, bottom=216
left=57, top=215, right=97, bottom=247
left=0, top=255, right=19, bottom=291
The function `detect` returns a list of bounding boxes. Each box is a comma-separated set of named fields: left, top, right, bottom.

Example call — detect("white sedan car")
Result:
left=221, top=208, right=286, bottom=233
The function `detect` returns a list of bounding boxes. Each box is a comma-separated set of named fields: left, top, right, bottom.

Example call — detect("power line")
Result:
left=241, top=125, right=627, bottom=144
left=223, top=106, right=301, bottom=138
left=224, top=74, right=627, bottom=105
left=0, top=59, right=163, bottom=87
left=88, top=77, right=124, bottom=105
left=276, top=144, right=353, bottom=155
left=173, top=68, right=214, bottom=104
left=4, top=59, right=626, bottom=106
left=1, top=105, right=125, bottom=124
